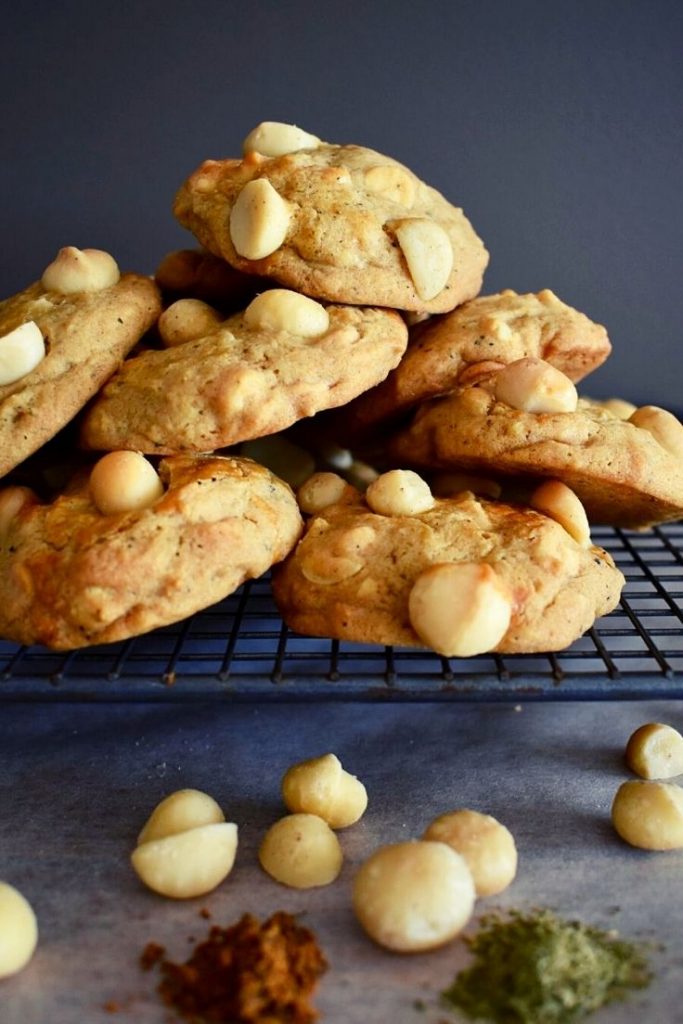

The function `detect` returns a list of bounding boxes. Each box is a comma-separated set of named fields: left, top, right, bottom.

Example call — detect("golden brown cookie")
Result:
left=174, top=121, right=488, bottom=314
left=0, top=454, right=302, bottom=650
left=272, top=473, right=623, bottom=656
left=155, top=248, right=266, bottom=312
left=0, top=248, right=161, bottom=479
left=80, top=293, right=408, bottom=454
left=388, top=367, right=683, bottom=528
left=331, top=289, right=611, bottom=440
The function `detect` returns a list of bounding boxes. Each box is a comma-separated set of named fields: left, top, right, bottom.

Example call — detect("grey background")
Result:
left=1, top=0, right=681, bottom=405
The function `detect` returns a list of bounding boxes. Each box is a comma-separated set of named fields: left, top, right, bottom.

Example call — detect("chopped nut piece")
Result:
left=0, top=321, right=46, bottom=386
left=394, top=218, right=453, bottom=301
left=229, top=179, right=291, bottom=259
left=364, top=165, right=416, bottom=207
left=158, top=299, right=223, bottom=347
left=530, top=480, right=591, bottom=547
left=629, top=405, right=683, bottom=460
left=242, top=121, right=321, bottom=156
left=494, top=357, right=578, bottom=414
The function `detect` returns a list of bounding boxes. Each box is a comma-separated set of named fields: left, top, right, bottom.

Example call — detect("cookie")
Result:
left=173, top=120, right=488, bottom=313
left=388, top=361, right=683, bottom=528
left=155, top=248, right=266, bottom=312
left=0, top=454, right=302, bottom=650
left=80, top=291, right=408, bottom=454
left=331, top=288, right=611, bottom=439
left=272, top=471, right=623, bottom=656
left=0, top=247, right=161, bottom=479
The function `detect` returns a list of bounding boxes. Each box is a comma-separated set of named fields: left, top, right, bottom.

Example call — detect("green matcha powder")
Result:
left=442, top=909, right=652, bottom=1024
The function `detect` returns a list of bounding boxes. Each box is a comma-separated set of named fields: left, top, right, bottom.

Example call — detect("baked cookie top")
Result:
left=0, top=247, right=161, bottom=478
left=0, top=453, right=302, bottom=650
left=155, top=248, right=266, bottom=312
left=388, top=359, right=683, bottom=529
left=80, top=291, right=408, bottom=454
left=173, top=121, right=489, bottom=313
left=332, top=288, right=612, bottom=439
left=272, top=471, right=623, bottom=656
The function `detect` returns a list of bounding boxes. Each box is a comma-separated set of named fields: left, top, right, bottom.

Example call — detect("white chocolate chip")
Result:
left=366, top=469, right=433, bottom=517
left=364, top=165, right=416, bottom=208
left=0, top=486, right=38, bottom=535
left=0, top=882, right=38, bottom=979
left=297, top=472, right=348, bottom=515
left=137, top=789, right=225, bottom=845
left=408, top=562, right=512, bottom=657
left=530, top=480, right=591, bottom=547
left=244, top=289, right=329, bottom=337
left=41, top=247, right=120, bottom=293
left=493, top=358, right=578, bottom=413
left=229, top=179, right=291, bottom=260
left=629, top=406, right=683, bottom=460
left=242, top=121, right=321, bottom=157
left=158, top=299, right=224, bottom=347
left=131, top=822, right=238, bottom=898
left=89, top=451, right=164, bottom=515
left=393, top=219, right=453, bottom=301
left=0, top=321, right=46, bottom=386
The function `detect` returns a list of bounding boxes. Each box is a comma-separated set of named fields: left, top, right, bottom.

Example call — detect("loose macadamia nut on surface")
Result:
left=366, top=469, right=433, bottom=517
left=352, top=841, right=475, bottom=953
left=244, top=289, right=330, bottom=337
left=89, top=451, right=164, bottom=515
left=629, top=405, right=683, bottom=460
left=408, top=561, right=512, bottom=658
left=137, top=789, right=225, bottom=845
left=0, top=882, right=38, bottom=979
left=229, top=178, right=291, bottom=260
left=423, top=809, right=517, bottom=897
left=493, top=357, right=578, bottom=413
left=282, top=753, right=368, bottom=829
left=530, top=480, right=591, bottom=548
left=259, top=813, right=343, bottom=889
left=131, top=822, right=238, bottom=898
left=0, top=321, right=46, bottom=386
left=611, top=780, right=683, bottom=850
left=625, top=723, right=683, bottom=780
left=41, top=246, right=120, bottom=293
left=158, top=298, right=224, bottom=347
left=297, top=472, right=348, bottom=515
left=242, top=121, right=321, bottom=157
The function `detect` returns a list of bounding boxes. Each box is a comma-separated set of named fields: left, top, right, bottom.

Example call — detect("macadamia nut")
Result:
left=242, top=121, right=321, bottom=157
left=629, top=406, right=683, bottom=460
left=366, top=469, right=433, bottom=517
left=282, top=753, right=368, bottom=829
left=493, top=357, right=578, bottom=414
left=137, top=789, right=225, bottom=845
left=297, top=472, right=348, bottom=514
left=364, top=165, right=416, bottom=208
left=0, top=882, right=38, bottom=979
left=158, top=298, right=224, bottom=347
left=612, top=780, right=683, bottom=850
left=41, top=246, right=120, bottom=293
left=409, top=561, right=512, bottom=657
left=131, top=822, right=238, bottom=898
left=625, top=723, right=683, bottom=780
left=530, top=480, right=591, bottom=548
left=229, top=179, right=291, bottom=260
left=244, top=289, right=330, bottom=337
left=0, top=486, right=37, bottom=535
left=393, top=218, right=453, bottom=301
left=259, top=813, right=343, bottom=888
left=89, top=451, right=164, bottom=515
left=423, top=809, right=517, bottom=897
left=0, top=321, right=46, bottom=386
left=352, top=841, right=475, bottom=952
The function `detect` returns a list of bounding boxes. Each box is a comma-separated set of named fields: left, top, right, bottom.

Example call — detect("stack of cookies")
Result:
left=2, top=120, right=681, bottom=658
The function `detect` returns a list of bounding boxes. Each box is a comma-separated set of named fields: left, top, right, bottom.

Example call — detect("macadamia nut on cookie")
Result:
left=0, top=321, right=46, bottom=386
left=41, top=246, right=120, bottom=293
left=243, top=121, right=321, bottom=157
left=229, top=179, right=291, bottom=260
left=494, top=357, right=578, bottom=414
left=366, top=470, right=433, bottom=517
left=89, top=451, right=164, bottom=515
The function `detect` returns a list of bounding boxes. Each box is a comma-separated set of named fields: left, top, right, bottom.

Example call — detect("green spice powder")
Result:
left=442, top=909, right=651, bottom=1024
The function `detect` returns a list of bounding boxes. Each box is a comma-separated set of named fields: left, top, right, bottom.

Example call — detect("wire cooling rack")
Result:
left=2, top=524, right=683, bottom=702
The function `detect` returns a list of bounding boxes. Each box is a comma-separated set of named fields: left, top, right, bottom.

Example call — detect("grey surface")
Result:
left=1, top=0, right=682, bottom=407
left=1, top=699, right=683, bottom=1023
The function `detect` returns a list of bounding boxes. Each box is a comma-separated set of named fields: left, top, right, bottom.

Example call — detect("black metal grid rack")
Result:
left=3, top=523, right=683, bottom=702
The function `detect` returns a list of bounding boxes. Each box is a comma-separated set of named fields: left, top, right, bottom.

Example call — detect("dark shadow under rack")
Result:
left=3, top=525, right=683, bottom=703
